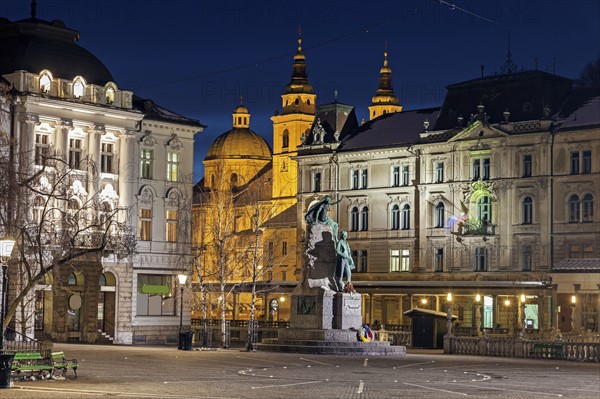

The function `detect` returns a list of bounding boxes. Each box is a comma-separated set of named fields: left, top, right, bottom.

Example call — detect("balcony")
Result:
left=463, top=219, right=496, bottom=236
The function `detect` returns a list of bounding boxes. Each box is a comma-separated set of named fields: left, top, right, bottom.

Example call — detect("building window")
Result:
left=434, top=202, right=445, bottom=228
left=35, top=133, right=49, bottom=165
left=401, top=249, right=410, bottom=272
left=434, top=248, right=444, bottom=272
left=101, top=143, right=114, bottom=174
left=360, top=169, right=368, bottom=189
left=570, top=152, right=580, bottom=174
left=33, top=196, right=44, bottom=223
left=391, top=205, right=400, bottom=230
left=167, top=151, right=179, bottom=182
left=472, top=157, right=490, bottom=180
left=99, top=202, right=111, bottom=227
left=140, top=149, right=153, bottom=179
left=282, top=130, right=289, bottom=148
left=402, top=165, right=410, bottom=186
left=73, top=79, right=84, bottom=98
left=165, top=210, right=177, bottom=242
left=390, top=249, right=400, bottom=272
left=105, top=86, right=115, bottom=104
left=138, top=208, right=152, bottom=241
left=523, top=154, right=532, bottom=177
left=569, top=244, right=594, bottom=259
left=360, top=207, right=369, bottom=231
left=435, top=162, right=444, bottom=183
left=582, top=193, right=594, bottom=222
left=268, top=241, right=274, bottom=258
left=351, top=170, right=359, bottom=189
left=68, top=138, right=82, bottom=170
left=522, top=196, right=533, bottom=224
left=401, top=204, right=410, bottom=230
left=136, top=274, right=176, bottom=316
left=521, top=246, right=532, bottom=271
left=582, top=150, right=592, bottom=174
left=568, top=194, right=580, bottom=223
left=350, top=207, right=359, bottom=231
left=477, top=195, right=492, bottom=224
left=474, top=247, right=488, bottom=271
left=40, top=73, right=51, bottom=93
left=392, top=166, right=400, bottom=186
left=282, top=241, right=288, bottom=255
left=359, top=250, right=368, bottom=272
left=312, top=171, right=321, bottom=192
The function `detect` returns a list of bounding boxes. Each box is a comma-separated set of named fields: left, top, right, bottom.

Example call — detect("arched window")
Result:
left=360, top=207, right=369, bottom=231
left=67, top=272, right=78, bottom=286
left=73, top=79, right=84, bottom=98
left=391, top=205, right=400, bottom=230
left=401, top=204, right=410, bottom=230
left=434, top=202, right=445, bottom=228
left=230, top=173, right=238, bottom=189
left=568, top=194, right=580, bottom=223
left=350, top=207, right=359, bottom=231
left=105, top=86, right=115, bottom=104
left=39, top=73, right=51, bottom=93
left=582, top=193, right=593, bottom=222
left=522, top=196, right=533, bottom=224
left=477, top=195, right=492, bottom=224
left=282, top=130, right=289, bottom=148
left=307, top=99, right=311, bottom=106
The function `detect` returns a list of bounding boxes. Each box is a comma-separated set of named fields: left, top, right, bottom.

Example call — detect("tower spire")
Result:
left=368, top=46, right=402, bottom=120
left=284, top=33, right=313, bottom=95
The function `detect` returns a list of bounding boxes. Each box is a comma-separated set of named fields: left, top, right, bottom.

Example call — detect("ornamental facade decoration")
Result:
left=69, top=180, right=88, bottom=199
left=99, top=183, right=118, bottom=202
left=311, top=119, right=325, bottom=144
left=167, top=133, right=183, bottom=150
left=139, top=186, right=154, bottom=206
left=140, top=130, right=156, bottom=146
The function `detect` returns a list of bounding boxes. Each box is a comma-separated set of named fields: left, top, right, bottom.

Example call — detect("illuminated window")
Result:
left=69, top=138, right=82, bottom=170
left=167, top=151, right=179, bottom=182
left=39, top=73, right=51, bottom=93
left=105, top=86, right=115, bottom=104
left=401, top=249, right=410, bottom=272
left=138, top=208, right=152, bottom=241
left=73, top=79, right=84, bottom=98
left=101, top=143, right=114, bottom=174
left=569, top=244, right=594, bottom=259
left=477, top=195, right=492, bottom=224
left=165, top=210, right=177, bottom=242
left=390, top=249, right=400, bottom=272
left=136, top=274, right=175, bottom=316
left=140, top=149, right=153, bottom=179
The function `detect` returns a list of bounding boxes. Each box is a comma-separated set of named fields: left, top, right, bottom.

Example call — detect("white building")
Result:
left=0, top=14, right=203, bottom=344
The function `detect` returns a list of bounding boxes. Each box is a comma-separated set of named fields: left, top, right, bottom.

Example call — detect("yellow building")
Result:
left=192, top=37, right=314, bottom=322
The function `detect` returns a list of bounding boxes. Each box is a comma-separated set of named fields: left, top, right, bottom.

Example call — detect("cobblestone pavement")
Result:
left=2, top=344, right=599, bottom=398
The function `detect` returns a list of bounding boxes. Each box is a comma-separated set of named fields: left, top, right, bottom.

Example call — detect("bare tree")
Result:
left=0, top=112, right=135, bottom=334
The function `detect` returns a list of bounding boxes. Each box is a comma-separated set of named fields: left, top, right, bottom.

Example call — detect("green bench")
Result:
left=531, top=343, right=564, bottom=359
left=11, top=352, right=53, bottom=380
left=51, top=351, right=78, bottom=378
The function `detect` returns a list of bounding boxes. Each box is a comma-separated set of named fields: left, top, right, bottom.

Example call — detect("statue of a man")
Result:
left=335, top=231, right=354, bottom=291
left=304, top=195, right=341, bottom=239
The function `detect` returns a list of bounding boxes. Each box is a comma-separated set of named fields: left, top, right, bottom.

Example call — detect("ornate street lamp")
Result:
left=177, top=274, right=189, bottom=350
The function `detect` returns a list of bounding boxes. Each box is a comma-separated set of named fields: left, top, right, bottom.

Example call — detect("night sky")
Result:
left=2, top=1, right=599, bottom=183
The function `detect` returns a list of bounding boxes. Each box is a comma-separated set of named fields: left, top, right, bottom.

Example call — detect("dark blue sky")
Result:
left=2, top=1, right=599, bottom=183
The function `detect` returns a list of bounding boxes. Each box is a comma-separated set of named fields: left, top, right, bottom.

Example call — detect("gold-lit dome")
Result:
left=206, top=129, right=271, bottom=160
left=206, top=104, right=271, bottom=160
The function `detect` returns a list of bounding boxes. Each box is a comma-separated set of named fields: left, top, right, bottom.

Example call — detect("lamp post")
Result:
left=0, top=236, right=16, bottom=389
left=177, top=274, right=189, bottom=350
left=0, top=236, right=16, bottom=350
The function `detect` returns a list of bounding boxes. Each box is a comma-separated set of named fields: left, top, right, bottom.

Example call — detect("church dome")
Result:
left=0, top=18, right=114, bottom=85
left=206, top=128, right=271, bottom=160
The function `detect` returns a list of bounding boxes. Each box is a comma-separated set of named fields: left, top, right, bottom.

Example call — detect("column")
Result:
left=368, top=294, right=374, bottom=325
left=118, top=130, right=137, bottom=223
left=54, top=119, right=72, bottom=159
left=22, top=114, right=39, bottom=167
left=87, top=124, right=103, bottom=198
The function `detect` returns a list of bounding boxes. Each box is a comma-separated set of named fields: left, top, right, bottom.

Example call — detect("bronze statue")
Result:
left=335, top=231, right=354, bottom=291
left=304, top=195, right=341, bottom=240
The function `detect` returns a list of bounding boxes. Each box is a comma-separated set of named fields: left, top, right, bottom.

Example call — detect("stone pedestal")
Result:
left=333, top=293, right=362, bottom=329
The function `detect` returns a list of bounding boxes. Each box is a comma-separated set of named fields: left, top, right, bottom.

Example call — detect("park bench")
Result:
left=10, top=351, right=53, bottom=380
left=531, top=343, right=564, bottom=359
left=51, top=351, right=78, bottom=377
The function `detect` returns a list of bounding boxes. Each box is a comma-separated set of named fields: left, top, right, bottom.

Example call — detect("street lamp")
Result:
left=0, top=236, right=16, bottom=350
left=177, top=274, right=189, bottom=350
left=0, top=236, right=16, bottom=389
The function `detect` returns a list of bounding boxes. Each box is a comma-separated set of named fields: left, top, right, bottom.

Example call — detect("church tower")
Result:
left=271, top=35, right=316, bottom=200
left=368, top=50, right=402, bottom=120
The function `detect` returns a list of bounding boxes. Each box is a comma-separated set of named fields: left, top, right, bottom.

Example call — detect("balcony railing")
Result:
left=463, top=220, right=496, bottom=235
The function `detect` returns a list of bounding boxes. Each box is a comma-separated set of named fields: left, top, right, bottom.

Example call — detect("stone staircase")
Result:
left=96, top=330, right=114, bottom=345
